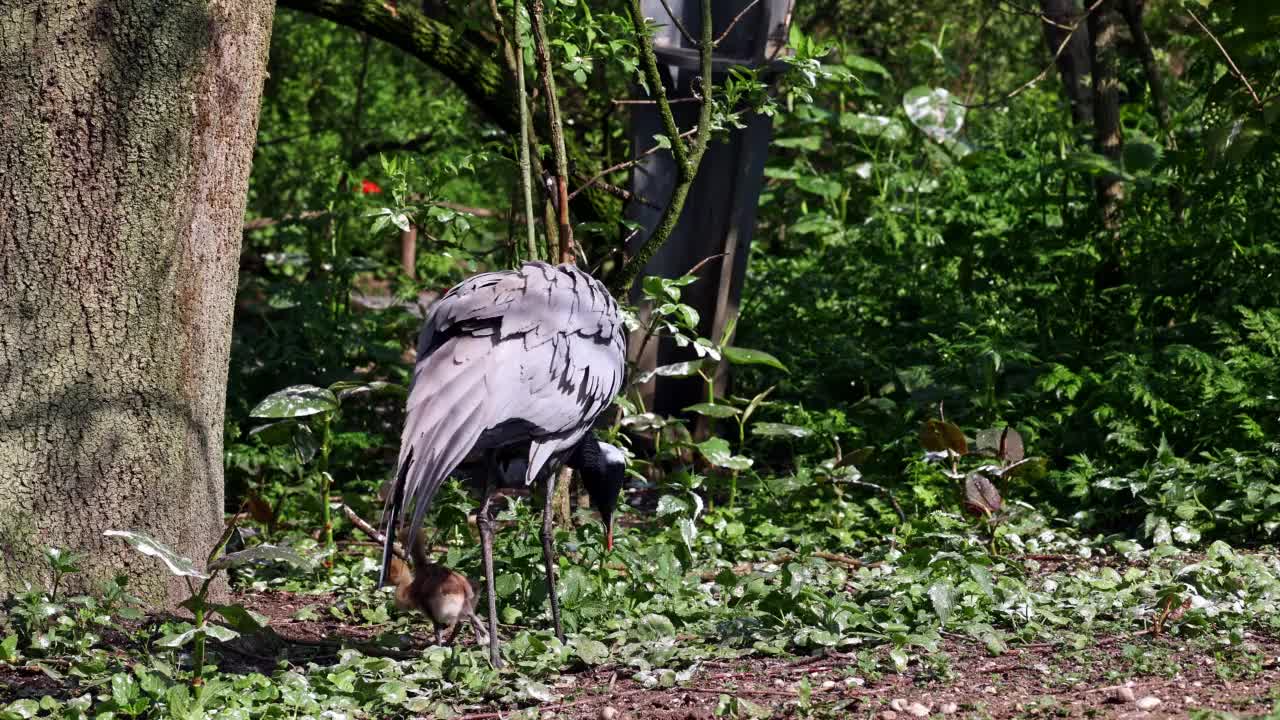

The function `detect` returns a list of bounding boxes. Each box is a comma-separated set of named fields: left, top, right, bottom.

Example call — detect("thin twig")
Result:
left=655, top=0, right=699, bottom=46
left=1187, top=9, right=1263, bottom=108
left=714, top=0, right=761, bottom=47
left=991, top=0, right=1072, bottom=30
left=611, top=96, right=701, bottom=105
left=961, top=0, right=1107, bottom=109
left=569, top=127, right=699, bottom=201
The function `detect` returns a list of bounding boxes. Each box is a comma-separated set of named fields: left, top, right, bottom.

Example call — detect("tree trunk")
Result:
left=0, top=0, right=275, bottom=604
left=1088, top=0, right=1125, bottom=229
left=1039, top=0, right=1093, bottom=127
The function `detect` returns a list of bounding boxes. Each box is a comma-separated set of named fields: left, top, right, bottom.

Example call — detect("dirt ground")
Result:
left=239, top=589, right=1280, bottom=719
left=4, top=588, right=1278, bottom=718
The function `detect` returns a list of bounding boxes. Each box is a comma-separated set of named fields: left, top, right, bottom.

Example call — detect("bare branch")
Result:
left=655, top=0, right=699, bottom=47
left=1187, top=9, right=1263, bottom=108
left=569, top=127, right=699, bottom=202
left=961, top=0, right=1107, bottom=109
left=714, top=0, right=761, bottom=47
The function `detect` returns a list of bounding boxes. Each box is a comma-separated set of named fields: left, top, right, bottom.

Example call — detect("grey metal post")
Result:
left=627, top=0, right=794, bottom=418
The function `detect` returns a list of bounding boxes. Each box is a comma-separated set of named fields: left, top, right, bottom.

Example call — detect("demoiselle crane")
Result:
left=378, top=261, right=627, bottom=665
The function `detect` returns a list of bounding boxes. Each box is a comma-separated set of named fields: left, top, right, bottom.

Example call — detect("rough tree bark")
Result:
left=1039, top=0, right=1094, bottom=127
left=1088, top=0, right=1125, bottom=229
left=0, top=0, right=275, bottom=603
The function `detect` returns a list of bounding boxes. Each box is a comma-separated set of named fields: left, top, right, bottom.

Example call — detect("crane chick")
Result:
left=386, top=530, right=488, bottom=647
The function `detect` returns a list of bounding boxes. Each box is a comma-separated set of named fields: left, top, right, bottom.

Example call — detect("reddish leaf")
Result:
left=246, top=493, right=274, bottom=525
left=964, top=473, right=1003, bottom=516
left=999, top=427, right=1025, bottom=465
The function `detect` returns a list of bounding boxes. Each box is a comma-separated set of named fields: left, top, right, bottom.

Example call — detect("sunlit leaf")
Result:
left=249, top=385, right=338, bottom=419
left=722, top=346, right=788, bottom=372
left=752, top=422, right=810, bottom=438
left=209, top=544, right=308, bottom=572
left=684, top=402, right=740, bottom=418
left=902, top=86, right=965, bottom=144
left=104, top=530, right=207, bottom=579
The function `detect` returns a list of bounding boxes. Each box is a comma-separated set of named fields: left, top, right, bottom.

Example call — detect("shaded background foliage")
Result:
left=226, top=0, right=1280, bottom=567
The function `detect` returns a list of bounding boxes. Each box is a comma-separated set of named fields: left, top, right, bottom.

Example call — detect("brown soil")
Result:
left=237, top=590, right=1280, bottom=719
left=3, top=589, right=1277, bottom=718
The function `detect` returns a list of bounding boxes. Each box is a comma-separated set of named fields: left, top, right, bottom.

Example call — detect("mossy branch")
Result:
left=611, top=0, right=715, bottom=294
left=526, top=0, right=573, bottom=263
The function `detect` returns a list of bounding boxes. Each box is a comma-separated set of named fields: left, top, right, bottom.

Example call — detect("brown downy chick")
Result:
left=387, top=530, right=488, bottom=647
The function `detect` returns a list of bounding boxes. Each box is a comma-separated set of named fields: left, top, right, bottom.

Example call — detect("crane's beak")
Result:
left=604, top=512, right=615, bottom=552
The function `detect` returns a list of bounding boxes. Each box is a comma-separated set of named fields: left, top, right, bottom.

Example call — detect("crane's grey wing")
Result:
left=389, top=261, right=625, bottom=547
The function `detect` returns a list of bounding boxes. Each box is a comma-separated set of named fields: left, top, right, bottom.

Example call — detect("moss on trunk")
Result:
left=0, top=0, right=275, bottom=604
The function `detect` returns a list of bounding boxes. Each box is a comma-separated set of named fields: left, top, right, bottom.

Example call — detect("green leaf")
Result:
left=202, top=624, right=239, bottom=643
left=0, top=635, right=17, bottom=663
left=104, top=530, right=207, bottom=579
left=210, top=604, right=270, bottom=633
left=684, top=402, right=740, bottom=418
left=247, top=419, right=297, bottom=446
left=156, top=627, right=199, bottom=648
left=634, top=359, right=705, bottom=385
left=2, top=699, right=39, bottom=719
left=696, top=437, right=732, bottom=465
left=328, top=380, right=407, bottom=402
left=570, top=637, right=610, bottom=665
left=722, top=346, right=788, bottom=372
left=752, top=423, right=810, bottom=438
left=636, top=613, right=675, bottom=640
left=902, top=86, right=965, bottom=144
left=928, top=581, right=954, bottom=624
left=209, top=544, right=308, bottom=572
left=249, top=384, right=339, bottom=419
left=843, top=54, right=890, bottom=77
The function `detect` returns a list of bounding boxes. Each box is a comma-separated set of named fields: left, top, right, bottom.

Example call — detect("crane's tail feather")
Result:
left=378, top=451, right=412, bottom=588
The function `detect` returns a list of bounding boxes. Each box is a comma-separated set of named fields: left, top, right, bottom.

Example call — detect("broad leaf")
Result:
left=633, top=359, right=705, bottom=386
left=903, top=86, right=965, bottom=144
left=249, top=385, right=338, bottom=419
left=247, top=419, right=296, bottom=446
left=722, top=346, right=788, bottom=372
left=328, top=380, right=407, bottom=401
left=998, top=427, right=1025, bottom=464
left=210, top=604, right=270, bottom=633
left=752, top=422, right=810, bottom=438
left=209, top=544, right=308, bottom=572
left=928, top=581, right=954, bottom=624
left=104, top=530, right=207, bottom=579
left=920, top=419, right=967, bottom=455
left=684, top=402, right=740, bottom=418
left=964, top=473, right=1003, bottom=516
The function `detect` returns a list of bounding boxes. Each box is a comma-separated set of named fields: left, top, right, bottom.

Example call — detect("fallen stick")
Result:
left=341, top=504, right=409, bottom=563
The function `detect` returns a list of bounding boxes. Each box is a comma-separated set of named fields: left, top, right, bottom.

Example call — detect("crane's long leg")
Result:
left=478, top=453, right=503, bottom=667
left=541, top=472, right=565, bottom=643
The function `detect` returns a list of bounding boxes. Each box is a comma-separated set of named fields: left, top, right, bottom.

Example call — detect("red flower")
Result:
left=360, top=179, right=382, bottom=194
